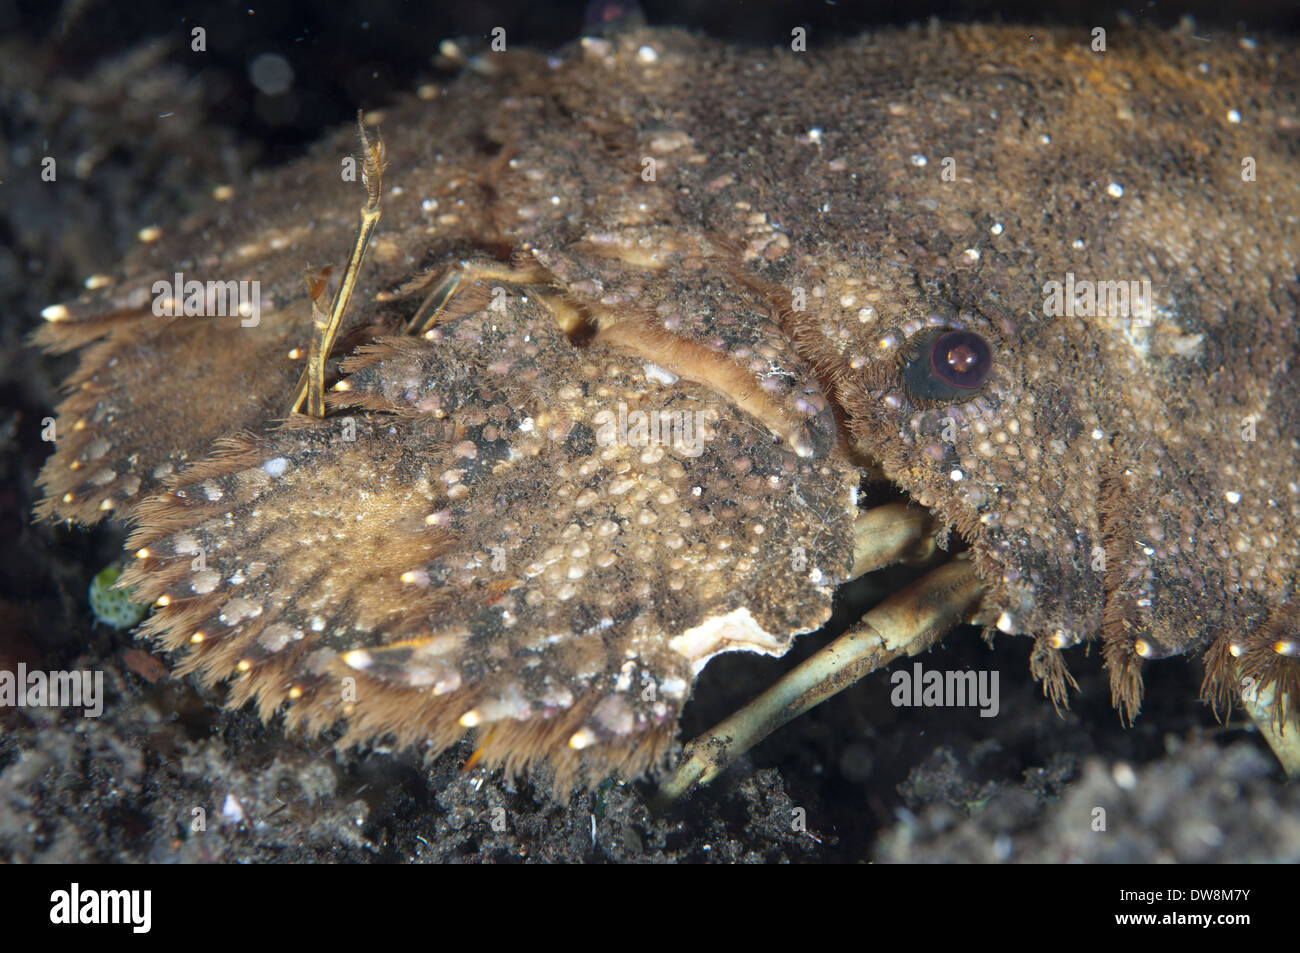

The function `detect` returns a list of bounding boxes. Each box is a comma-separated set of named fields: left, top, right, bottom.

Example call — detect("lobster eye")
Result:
left=900, top=329, right=994, bottom=401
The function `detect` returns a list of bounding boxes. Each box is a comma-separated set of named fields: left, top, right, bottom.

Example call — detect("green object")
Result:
left=88, top=564, right=149, bottom=629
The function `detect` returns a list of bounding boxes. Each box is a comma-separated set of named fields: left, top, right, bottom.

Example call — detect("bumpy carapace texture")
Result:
left=35, top=23, right=1300, bottom=784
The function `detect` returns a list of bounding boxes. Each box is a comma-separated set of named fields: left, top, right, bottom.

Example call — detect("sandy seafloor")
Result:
left=1, top=0, right=1298, bottom=863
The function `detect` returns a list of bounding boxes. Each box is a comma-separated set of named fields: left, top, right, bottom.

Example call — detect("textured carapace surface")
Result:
left=35, top=23, right=1300, bottom=782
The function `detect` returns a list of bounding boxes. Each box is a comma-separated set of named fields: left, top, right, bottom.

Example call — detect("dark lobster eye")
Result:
left=900, top=329, right=994, bottom=401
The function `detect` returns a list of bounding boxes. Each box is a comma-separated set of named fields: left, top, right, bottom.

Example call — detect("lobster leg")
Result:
left=289, top=114, right=386, bottom=417
left=659, top=544, right=983, bottom=801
